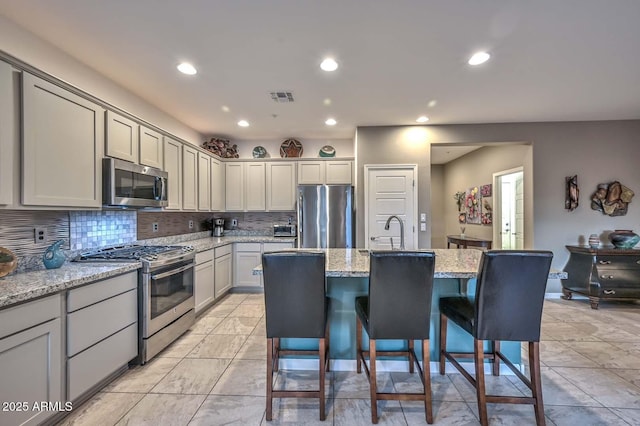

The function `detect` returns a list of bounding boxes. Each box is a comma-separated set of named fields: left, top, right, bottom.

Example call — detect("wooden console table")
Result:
left=562, top=245, right=640, bottom=309
left=447, top=235, right=492, bottom=250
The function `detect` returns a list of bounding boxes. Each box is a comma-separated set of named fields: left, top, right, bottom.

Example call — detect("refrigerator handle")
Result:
left=298, top=194, right=303, bottom=232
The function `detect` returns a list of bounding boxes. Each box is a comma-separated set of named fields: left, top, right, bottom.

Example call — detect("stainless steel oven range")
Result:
left=76, top=245, right=195, bottom=364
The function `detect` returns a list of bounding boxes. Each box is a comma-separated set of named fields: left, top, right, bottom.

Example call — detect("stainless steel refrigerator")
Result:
left=297, top=184, right=354, bottom=248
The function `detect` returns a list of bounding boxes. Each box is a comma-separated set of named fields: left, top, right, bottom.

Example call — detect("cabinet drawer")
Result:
left=67, top=289, right=137, bottom=356
left=595, top=269, right=640, bottom=289
left=215, top=244, right=232, bottom=258
left=68, top=323, right=137, bottom=401
left=196, top=249, right=214, bottom=265
left=596, top=256, right=640, bottom=270
left=235, top=243, right=261, bottom=252
left=0, top=294, right=60, bottom=339
left=68, top=272, right=137, bottom=312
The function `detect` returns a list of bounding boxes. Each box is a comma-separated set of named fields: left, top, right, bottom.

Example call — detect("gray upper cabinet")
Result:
left=22, top=73, right=104, bottom=208
left=105, top=110, right=138, bottom=163
left=163, top=136, right=182, bottom=210
left=0, top=60, right=14, bottom=206
left=182, top=145, right=198, bottom=210
left=139, top=125, right=163, bottom=169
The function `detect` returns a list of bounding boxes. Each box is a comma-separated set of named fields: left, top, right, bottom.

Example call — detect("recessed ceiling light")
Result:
left=427, top=100, right=437, bottom=108
left=416, top=116, right=429, bottom=123
left=320, top=58, right=338, bottom=72
left=468, top=52, right=490, bottom=66
left=177, top=62, right=197, bottom=75
left=237, top=120, right=249, bottom=127
left=323, top=98, right=332, bottom=106
left=221, top=105, right=230, bottom=112
left=325, top=118, right=337, bottom=126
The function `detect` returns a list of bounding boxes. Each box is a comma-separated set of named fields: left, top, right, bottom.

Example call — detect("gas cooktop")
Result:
left=75, top=244, right=195, bottom=271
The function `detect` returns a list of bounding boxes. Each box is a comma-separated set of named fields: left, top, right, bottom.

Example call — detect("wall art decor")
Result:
left=454, top=191, right=466, bottom=212
left=591, top=181, right=634, bottom=216
left=481, top=199, right=493, bottom=225
left=465, top=186, right=482, bottom=224
left=480, top=184, right=492, bottom=197
left=458, top=212, right=467, bottom=224
left=565, top=175, right=579, bottom=211
left=202, top=137, right=239, bottom=158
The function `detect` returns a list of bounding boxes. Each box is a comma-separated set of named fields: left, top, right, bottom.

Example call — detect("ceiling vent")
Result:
left=270, top=91, right=295, bottom=103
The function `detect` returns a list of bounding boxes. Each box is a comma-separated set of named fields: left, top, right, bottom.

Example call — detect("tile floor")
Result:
left=58, top=294, right=640, bottom=425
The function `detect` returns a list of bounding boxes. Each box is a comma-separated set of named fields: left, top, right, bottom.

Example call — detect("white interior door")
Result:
left=494, top=169, right=524, bottom=249
left=365, top=165, right=417, bottom=250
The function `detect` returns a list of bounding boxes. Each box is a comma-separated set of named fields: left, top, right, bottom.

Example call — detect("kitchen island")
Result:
left=254, top=248, right=566, bottom=372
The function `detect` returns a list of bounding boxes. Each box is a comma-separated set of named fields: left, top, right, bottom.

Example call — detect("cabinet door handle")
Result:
left=603, top=289, right=616, bottom=295
left=636, top=260, right=640, bottom=265
left=601, top=274, right=615, bottom=279
left=598, top=260, right=612, bottom=265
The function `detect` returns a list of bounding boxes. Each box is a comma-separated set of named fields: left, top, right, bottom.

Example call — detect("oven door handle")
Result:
left=151, top=263, right=194, bottom=280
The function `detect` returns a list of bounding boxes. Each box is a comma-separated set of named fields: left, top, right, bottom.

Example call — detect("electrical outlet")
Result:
left=34, top=227, right=46, bottom=243
left=188, top=220, right=194, bottom=229
left=420, top=223, right=426, bottom=231
left=420, top=213, right=427, bottom=222
left=152, top=222, right=159, bottom=232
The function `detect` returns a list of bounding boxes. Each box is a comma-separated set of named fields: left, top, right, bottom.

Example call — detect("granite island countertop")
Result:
left=253, top=248, right=568, bottom=279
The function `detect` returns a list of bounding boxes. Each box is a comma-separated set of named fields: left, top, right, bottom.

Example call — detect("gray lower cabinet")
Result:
left=66, top=272, right=138, bottom=401
left=0, top=294, right=63, bottom=426
left=215, top=244, right=233, bottom=298
left=195, top=249, right=215, bottom=314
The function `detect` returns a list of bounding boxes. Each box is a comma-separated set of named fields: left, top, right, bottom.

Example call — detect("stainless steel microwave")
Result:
left=103, top=158, right=168, bottom=208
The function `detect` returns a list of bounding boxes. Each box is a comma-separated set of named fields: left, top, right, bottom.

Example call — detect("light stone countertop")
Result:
left=254, top=248, right=568, bottom=279
left=0, top=262, right=140, bottom=309
left=175, top=235, right=296, bottom=253
left=0, top=235, right=296, bottom=310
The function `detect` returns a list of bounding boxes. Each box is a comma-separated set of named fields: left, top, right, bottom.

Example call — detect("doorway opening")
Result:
left=493, top=167, right=524, bottom=249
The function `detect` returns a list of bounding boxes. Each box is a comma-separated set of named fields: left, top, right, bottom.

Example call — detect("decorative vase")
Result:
left=588, top=234, right=600, bottom=249
left=0, top=246, right=18, bottom=278
left=43, top=239, right=66, bottom=269
left=608, top=230, right=640, bottom=249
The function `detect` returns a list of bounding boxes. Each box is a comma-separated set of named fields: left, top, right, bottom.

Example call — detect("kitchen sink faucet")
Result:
left=384, top=215, right=405, bottom=250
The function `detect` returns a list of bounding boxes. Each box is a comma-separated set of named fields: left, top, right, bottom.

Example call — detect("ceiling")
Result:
left=1, top=0, right=639, bottom=141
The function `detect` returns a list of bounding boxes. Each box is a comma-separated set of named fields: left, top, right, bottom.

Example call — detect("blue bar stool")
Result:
left=355, top=251, right=436, bottom=424
left=262, top=251, right=330, bottom=421
left=439, top=250, right=553, bottom=426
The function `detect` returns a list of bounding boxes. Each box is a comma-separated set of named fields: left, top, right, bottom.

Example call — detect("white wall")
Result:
left=430, top=165, right=446, bottom=248
left=0, top=16, right=203, bottom=146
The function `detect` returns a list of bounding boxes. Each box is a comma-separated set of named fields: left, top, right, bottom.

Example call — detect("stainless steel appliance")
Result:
left=297, top=184, right=354, bottom=248
left=76, top=244, right=195, bottom=364
left=213, top=218, right=225, bottom=237
left=273, top=223, right=296, bottom=237
left=103, top=157, right=168, bottom=208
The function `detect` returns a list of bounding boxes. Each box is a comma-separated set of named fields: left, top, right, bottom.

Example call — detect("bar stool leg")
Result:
left=474, top=338, right=489, bottom=426
left=266, top=337, right=274, bottom=421
left=369, top=339, right=379, bottom=424
left=273, top=337, right=280, bottom=372
left=356, top=317, right=363, bottom=374
left=319, top=337, right=327, bottom=421
left=326, top=323, right=331, bottom=372
left=492, top=340, right=501, bottom=376
left=439, top=313, right=447, bottom=375
left=529, top=341, right=546, bottom=426
left=422, top=339, right=434, bottom=424
left=408, top=339, right=415, bottom=374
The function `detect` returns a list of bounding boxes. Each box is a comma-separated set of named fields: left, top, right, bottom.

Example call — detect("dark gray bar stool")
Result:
left=355, top=251, right=436, bottom=424
left=439, top=250, right=553, bottom=426
left=262, top=251, right=330, bottom=421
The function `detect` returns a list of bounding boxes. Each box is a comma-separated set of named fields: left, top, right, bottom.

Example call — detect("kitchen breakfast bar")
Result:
left=254, top=248, right=567, bottom=371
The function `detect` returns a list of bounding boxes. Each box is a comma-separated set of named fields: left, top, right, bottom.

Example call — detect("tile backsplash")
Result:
left=69, top=210, right=137, bottom=250
left=1, top=208, right=294, bottom=275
